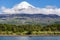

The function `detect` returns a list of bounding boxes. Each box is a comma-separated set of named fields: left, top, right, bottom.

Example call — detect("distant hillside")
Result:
left=0, top=14, right=60, bottom=25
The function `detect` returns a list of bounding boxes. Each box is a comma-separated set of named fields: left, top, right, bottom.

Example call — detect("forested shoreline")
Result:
left=0, top=24, right=60, bottom=36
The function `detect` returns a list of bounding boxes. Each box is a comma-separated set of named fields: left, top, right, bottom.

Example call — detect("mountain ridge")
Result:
left=0, top=14, right=60, bottom=18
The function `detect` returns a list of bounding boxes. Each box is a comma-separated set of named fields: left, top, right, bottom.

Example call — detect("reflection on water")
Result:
left=0, top=36, right=60, bottom=40
left=16, top=37, right=30, bottom=40
left=0, top=36, right=30, bottom=40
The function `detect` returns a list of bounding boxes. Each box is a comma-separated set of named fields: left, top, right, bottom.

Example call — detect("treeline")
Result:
left=0, top=24, right=60, bottom=35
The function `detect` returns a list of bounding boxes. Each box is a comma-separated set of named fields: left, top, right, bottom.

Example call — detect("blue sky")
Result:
left=0, top=0, right=60, bottom=8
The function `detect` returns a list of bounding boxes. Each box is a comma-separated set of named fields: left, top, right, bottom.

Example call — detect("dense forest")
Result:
left=0, top=24, right=60, bottom=35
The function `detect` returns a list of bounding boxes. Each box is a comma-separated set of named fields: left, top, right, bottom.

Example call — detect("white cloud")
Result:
left=45, top=5, right=57, bottom=9
left=1, top=6, right=15, bottom=14
left=1, top=3, right=60, bottom=16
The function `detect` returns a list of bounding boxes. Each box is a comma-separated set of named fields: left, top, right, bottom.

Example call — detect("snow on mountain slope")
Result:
left=13, top=1, right=35, bottom=9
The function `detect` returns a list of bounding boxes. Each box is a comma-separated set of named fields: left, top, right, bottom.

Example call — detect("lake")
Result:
left=0, top=36, right=60, bottom=40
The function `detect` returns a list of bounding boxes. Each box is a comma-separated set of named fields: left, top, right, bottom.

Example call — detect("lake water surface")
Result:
left=0, top=36, right=60, bottom=40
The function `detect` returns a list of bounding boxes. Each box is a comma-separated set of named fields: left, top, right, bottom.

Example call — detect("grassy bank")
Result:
left=0, top=31, right=60, bottom=36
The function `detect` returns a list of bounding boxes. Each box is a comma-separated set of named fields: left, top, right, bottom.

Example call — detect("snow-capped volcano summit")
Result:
left=10, top=1, right=39, bottom=14
left=13, top=1, right=35, bottom=9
